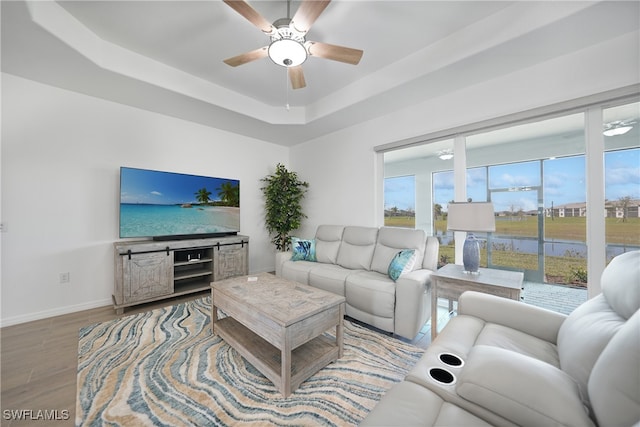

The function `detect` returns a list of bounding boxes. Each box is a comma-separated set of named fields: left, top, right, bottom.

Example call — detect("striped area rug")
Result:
left=76, top=297, right=424, bottom=426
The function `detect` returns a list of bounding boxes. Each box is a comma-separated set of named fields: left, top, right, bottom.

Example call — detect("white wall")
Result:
left=290, top=32, right=640, bottom=239
left=1, top=73, right=288, bottom=326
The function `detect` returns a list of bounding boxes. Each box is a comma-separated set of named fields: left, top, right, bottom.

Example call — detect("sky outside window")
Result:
left=390, top=150, right=637, bottom=214
left=384, top=175, right=415, bottom=211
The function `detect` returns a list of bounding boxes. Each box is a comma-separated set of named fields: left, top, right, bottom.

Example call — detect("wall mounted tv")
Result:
left=119, top=167, right=240, bottom=240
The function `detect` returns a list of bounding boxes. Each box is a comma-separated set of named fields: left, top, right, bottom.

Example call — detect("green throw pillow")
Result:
left=291, top=237, right=317, bottom=262
left=388, top=249, right=417, bottom=281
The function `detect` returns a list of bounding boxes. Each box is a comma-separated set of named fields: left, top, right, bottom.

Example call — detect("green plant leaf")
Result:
left=261, top=163, right=309, bottom=251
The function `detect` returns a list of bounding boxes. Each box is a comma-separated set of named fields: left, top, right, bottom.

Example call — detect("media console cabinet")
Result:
left=113, top=235, right=248, bottom=314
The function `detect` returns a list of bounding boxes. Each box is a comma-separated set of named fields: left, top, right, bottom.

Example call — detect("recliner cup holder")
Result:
left=429, top=367, right=456, bottom=385
left=438, top=352, right=464, bottom=367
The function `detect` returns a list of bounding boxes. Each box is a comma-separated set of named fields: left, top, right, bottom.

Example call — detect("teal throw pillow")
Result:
left=291, top=237, right=317, bottom=262
left=388, top=249, right=417, bottom=281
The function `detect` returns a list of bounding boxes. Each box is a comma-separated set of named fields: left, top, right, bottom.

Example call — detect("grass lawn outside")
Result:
left=384, top=216, right=415, bottom=228
left=385, top=215, right=639, bottom=286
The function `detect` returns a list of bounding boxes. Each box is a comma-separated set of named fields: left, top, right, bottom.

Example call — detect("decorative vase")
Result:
left=462, top=233, right=480, bottom=274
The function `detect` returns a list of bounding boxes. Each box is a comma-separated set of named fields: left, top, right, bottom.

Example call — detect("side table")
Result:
left=431, top=264, right=524, bottom=340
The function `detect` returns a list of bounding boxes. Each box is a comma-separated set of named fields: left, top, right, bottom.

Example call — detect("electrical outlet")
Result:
left=59, top=272, right=70, bottom=284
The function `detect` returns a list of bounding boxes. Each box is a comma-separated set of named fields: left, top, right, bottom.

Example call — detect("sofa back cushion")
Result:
left=336, top=226, right=379, bottom=270
left=588, top=310, right=640, bottom=426
left=370, top=227, right=426, bottom=275
left=557, top=250, right=640, bottom=410
left=314, top=225, right=345, bottom=264
left=600, top=250, right=640, bottom=320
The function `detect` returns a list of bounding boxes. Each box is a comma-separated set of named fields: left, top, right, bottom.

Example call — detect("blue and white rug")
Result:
left=76, top=297, right=423, bottom=426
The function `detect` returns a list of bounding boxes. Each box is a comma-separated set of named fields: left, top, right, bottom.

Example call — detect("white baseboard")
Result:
left=0, top=298, right=113, bottom=328
left=1, top=269, right=276, bottom=328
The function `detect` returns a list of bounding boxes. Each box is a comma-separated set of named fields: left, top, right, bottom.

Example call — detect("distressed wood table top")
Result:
left=212, top=272, right=345, bottom=326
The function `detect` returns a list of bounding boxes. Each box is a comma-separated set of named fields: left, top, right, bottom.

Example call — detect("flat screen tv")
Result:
left=119, top=167, right=240, bottom=240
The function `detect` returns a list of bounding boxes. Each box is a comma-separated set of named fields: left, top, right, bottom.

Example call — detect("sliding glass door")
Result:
left=382, top=94, right=639, bottom=295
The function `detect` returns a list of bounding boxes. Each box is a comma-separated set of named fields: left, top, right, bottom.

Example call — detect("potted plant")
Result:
left=261, top=163, right=309, bottom=251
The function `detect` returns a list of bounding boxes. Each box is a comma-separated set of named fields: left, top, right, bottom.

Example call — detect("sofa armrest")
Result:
left=457, top=345, right=594, bottom=427
left=275, top=251, right=292, bottom=277
left=395, top=269, right=433, bottom=339
left=458, top=291, right=567, bottom=344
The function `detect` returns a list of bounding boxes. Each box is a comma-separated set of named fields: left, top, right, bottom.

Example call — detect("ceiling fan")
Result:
left=603, top=119, right=636, bottom=136
left=222, top=0, right=364, bottom=90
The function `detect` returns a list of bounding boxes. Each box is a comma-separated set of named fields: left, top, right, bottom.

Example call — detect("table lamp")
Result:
left=447, top=202, right=496, bottom=274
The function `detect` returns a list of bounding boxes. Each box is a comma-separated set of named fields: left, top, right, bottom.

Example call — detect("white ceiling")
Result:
left=2, top=1, right=639, bottom=146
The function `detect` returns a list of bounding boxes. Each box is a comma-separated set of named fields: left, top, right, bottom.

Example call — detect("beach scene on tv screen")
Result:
left=120, top=168, right=240, bottom=238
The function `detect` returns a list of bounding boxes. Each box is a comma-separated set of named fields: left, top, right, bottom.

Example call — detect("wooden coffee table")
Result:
left=211, top=273, right=345, bottom=397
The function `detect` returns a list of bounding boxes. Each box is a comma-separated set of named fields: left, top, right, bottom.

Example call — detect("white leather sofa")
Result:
left=361, top=250, right=640, bottom=426
left=276, top=225, right=440, bottom=339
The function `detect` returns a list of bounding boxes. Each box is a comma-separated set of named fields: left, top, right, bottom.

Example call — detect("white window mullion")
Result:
left=453, top=135, right=467, bottom=265
left=585, top=107, right=606, bottom=297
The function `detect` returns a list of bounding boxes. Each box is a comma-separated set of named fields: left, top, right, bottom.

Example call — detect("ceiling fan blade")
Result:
left=291, top=0, right=331, bottom=34
left=289, top=65, right=306, bottom=89
left=223, top=46, right=268, bottom=67
left=223, top=0, right=274, bottom=34
left=307, top=41, right=363, bottom=65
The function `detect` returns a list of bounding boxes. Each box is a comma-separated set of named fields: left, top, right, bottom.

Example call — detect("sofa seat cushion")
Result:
left=360, top=380, right=493, bottom=427
left=475, top=323, right=560, bottom=367
left=308, top=264, right=357, bottom=296
left=345, top=271, right=396, bottom=319
left=408, top=313, right=560, bottom=379
left=457, top=345, right=594, bottom=427
left=280, top=260, right=316, bottom=284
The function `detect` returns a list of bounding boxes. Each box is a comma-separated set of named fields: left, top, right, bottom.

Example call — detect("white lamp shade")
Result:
left=447, top=202, right=496, bottom=232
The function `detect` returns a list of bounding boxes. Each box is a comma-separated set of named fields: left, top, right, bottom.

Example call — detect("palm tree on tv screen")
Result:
left=217, top=182, right=239, bottom=207
left=195, top=188, right=212, bottom=205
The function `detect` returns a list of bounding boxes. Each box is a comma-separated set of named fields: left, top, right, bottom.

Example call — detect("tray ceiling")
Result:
left=2, top=1, right=639, bottom=145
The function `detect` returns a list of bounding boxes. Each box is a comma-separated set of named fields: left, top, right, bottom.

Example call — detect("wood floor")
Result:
left=0, top=292, right=431, bottom=426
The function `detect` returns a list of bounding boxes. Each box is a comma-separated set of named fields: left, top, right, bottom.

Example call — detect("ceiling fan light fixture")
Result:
left=267, top=18, right=307, bottom=67
left=438, top=149, right=454, bottom=160
left=268, top=38, right=307, bottom=67
left=603, top=125, right=632, bottom=137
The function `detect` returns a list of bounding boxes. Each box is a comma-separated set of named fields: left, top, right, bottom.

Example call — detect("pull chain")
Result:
left=285, top=68, right=290, bottom=111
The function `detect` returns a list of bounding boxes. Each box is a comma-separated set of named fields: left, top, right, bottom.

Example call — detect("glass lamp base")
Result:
left=462, top=233, right=480, bottom=274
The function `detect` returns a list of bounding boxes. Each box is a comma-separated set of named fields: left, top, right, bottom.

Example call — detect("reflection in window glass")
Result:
left=384, top=175, right=415, bottom=228
left=467, top=167, right=488, bottom=202
left=433, top=170, right=453, bottom=265
left=543, top=155, right=586, bottom=240
left=604, top=148, right=640, bottom=259
left=384, top=139, right=454, bottom=235
left=489, top=161, right=541, bottom=189
left=604, top=101, right=640, bottom=261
